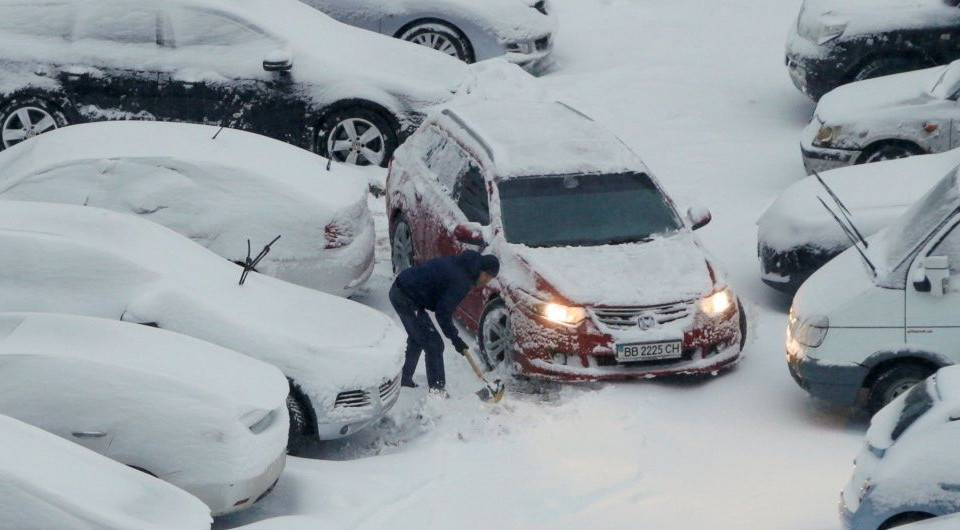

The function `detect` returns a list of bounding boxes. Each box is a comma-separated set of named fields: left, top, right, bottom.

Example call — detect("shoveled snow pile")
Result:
left=0, top=121, right=374, bottom=295
left=0, top=414, right=211, bottom=530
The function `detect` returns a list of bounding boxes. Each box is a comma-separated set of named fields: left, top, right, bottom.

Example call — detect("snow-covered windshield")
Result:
left=930, top=62, right=960, bottom=99
left=874, top=169, right=960, bottom=286
left=497, top=172, right=683, bottom=247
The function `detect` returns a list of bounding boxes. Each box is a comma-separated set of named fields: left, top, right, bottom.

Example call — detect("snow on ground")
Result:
left=218, top=1, right=870, bottom=528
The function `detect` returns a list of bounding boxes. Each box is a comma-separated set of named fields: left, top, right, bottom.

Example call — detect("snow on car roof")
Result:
left=0, top=313, right=288, bottom=413
left=434, top=100, right=646, bottom=178
left=0, top=415, right=211, bottom=529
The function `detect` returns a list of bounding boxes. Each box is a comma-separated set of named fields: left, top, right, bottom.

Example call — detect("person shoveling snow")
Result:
left=389, top=250, right=503, bottom=401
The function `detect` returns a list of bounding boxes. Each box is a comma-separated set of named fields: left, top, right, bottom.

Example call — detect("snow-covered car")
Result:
left=387, top=100, right=746, bottom=381
left=800, top=61, right=960, bottom=175
left=758, top=150, right=960, bottom=293
left=0, top=313, right=289, bottom=516
left=0, top=201, right=405, bottom=445
left=0, top=0, right=471, bottom=166
left=900, top=513, right=960, bottom=529
left=0, top=121, right=374, bottom=296
left=786, top=0, right=960, bottom=101
left=0, top=414, right=211, bottom=530
left=841, top=368, right=960, bottom=530
left=302, top=0, right=556, bottom=67
left=788, top=167, right=960, bottom=413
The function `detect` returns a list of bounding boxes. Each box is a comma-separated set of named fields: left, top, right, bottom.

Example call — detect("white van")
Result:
left=788, top=167, right=960, bottom=413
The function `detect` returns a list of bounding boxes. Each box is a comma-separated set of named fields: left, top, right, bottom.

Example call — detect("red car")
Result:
left=386, top=100, right=746, bottom=381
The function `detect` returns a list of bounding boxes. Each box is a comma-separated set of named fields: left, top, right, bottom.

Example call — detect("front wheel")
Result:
left=853, top=57, right=924, bottom=83
left=317, top=107, right=397, bottom=167
left=866, top=363, right=934, bottom=415
left=390, top=214, right=416, bottom=275
left=478, top=299, right=516, bottom=372
left=286, top=381, right=316, bottom=456
left=858, top=142, right=924, bottom=165
left=398, top=21, right=474, bottom=63
left=0, top=97, right=69, bottom=150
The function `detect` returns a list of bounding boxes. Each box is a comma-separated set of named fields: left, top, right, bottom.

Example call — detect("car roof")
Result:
left=432, top=100, right=647, bottom=179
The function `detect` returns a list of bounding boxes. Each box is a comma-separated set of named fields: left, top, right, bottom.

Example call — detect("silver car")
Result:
left=301, top=0, right=556, bottom=67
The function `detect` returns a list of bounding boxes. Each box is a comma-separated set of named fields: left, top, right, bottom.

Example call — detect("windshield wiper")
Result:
left=239, top=235, right=281, bottom=286
left=817, top=197, right=877, bottom=277
left=814, top=171, right=869, bottom=248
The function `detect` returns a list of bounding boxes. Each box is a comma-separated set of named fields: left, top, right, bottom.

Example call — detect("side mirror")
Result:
left=914, top=255, right=950, bottom=296
left=454, top=223, right=485, bottom=246
left=263, top=50, right=292, bottom=73
left=688, top=205, right=712, bottom=230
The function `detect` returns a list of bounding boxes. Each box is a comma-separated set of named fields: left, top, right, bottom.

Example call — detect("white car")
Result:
left=788, top=166, right=960, bottom=413
left=758, top=150, right=960, bottom=293
left=303, top=0, right=556, bottom=66
left=801, top=60, right=960, bottom=174
left=0, top=121, right=375, bottom=296
left=0, top=201, right=405, bottom=445
left=841, top=368, right=960, bottom=530
left=0, top=414, right=211, bottom=529
left=0, top=313, right=288, bottom=516
left=902, top=513, right=960, bottom=529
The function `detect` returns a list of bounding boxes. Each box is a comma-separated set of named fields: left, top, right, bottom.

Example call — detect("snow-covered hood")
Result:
left=0, top=202, right=404, bottom=403
left=792, top=244, right=878, bottom=323
left=758, top=151, right=960, bottom=252
left=815, top=66, right=944, bottom=124
left=0, top=313, right=288, bottom=415
left=0, top=415, right=211, bottom=530
left=798, top=0, right=956, bottom=37
left=504, top=232, right=715, bottom=307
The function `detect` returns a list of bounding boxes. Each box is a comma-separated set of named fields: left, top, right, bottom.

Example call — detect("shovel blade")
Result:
left=475, top=379, right=505, bottom=403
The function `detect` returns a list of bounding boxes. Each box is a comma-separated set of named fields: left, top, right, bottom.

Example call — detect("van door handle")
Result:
left=72, top=431, right=107, bottom=439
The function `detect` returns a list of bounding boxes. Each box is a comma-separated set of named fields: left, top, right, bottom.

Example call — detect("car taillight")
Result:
left=325, top=219, right=356, bottom=249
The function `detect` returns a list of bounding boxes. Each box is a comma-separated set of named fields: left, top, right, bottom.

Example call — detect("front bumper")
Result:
left=801, top=142, right=860, bottom=174
left=318, top=373, right=402, bottom=439
left=787, top=348, right=868, bottom=406
left=502, top=34, right=554, bottom=68
left=195, top=451, right=286, bottom=516
left=785, top=25, right=847, bottom=101
left=759, top=243, right=839, bottom=294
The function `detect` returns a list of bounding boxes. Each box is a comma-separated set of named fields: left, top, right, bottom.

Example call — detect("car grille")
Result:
left=533, top=0, right=548, bottom=15
left=535, top=35, right=551, bottom=51
left=380, top=377, right=400, bottom=403
left=591, top=301, right=694, bottom=329
left=334, top=389, right=371, bottom=408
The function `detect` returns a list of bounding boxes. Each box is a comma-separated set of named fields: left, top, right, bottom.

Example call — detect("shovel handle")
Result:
left=463, top=349, right=486, bottom=379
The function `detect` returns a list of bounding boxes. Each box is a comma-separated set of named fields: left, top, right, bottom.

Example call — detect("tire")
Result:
left=478, top=299, right=516, bottom=372
left=390, top=214, right=416, bottom=275
left=853, top=57, right=925, bottom=83
left=866, top=363, right=935, bottom=415
left=0, top=97, right=69, bottom=151
left=857, top=142, right=924, bottom=165
left=879, top=513, right=935, bottom=529
left=397, top=21, right=474, bottom=64
left=316, top=106, right=397, bottom=168
left=286, top=380, right=316, bottom=456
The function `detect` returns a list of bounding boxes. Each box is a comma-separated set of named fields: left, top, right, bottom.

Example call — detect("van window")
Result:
left=74, top=7, right=158, bottom=45
left=455, top=163, right=490, bottom=225
left=0, top=3, right=73, bottom=40
left=930, top=218, right=960, bottom=278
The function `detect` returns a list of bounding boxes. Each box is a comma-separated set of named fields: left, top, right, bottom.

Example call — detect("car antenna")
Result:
left=817, top=197, right=877, bottom=276
left=212, top=126, right=225, bottom=140
left=814, top=171, right=869, bottom=248
left=239, top=235, right=282, bottom=286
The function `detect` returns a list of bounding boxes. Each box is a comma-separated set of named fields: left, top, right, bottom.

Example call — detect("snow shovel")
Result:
left=462, top=348, right=505, bottom=403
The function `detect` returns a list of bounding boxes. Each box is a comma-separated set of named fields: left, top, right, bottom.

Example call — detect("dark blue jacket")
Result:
left=395, top=250, right=483, bottom=352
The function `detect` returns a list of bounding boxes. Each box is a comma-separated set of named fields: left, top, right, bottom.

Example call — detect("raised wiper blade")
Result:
left=239, top=235, right=282, bottom=286
left=814, top=171, right=869, bottom=248
left=817, top=197, right=876, bottom=277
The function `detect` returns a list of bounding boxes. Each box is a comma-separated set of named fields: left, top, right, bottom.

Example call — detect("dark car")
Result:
left=786, top=0, right=960, bottom=100
left=0, top=0, right=469, bottom=166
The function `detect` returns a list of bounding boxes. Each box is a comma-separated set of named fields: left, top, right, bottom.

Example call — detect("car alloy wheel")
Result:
left=391, top=217, right=415, bottom=275
left=862, top=145, right=920, bottom=164
left=1, top=106, right=59, bottom=149
left=867, top=363, right=934, bottom=414
left=398, top=22, right=474, bottom=63
left=326, top=117, right=387, bottom=167
left=479, top=300, right=515, bottom=371
left=409, top=31, right=459, bottom=58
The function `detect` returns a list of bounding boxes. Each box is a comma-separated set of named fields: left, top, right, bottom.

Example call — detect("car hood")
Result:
left=792, top=244, right=879, bottom=323
left=0, top=313, right=288, bottom=415
left=815, top=66, right=944, bottom=124
left=799, top=0, right=955, bottom=36
left=502, top=232, right=715, bottom=307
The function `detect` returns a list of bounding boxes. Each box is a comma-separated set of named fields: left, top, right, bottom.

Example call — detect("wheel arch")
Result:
left=860, top=350, right=948, bottom=391
left=314, top=97, right=402, bottom=138
left=842, top=50, right=938, bottom=85
left=0, top=87, right=81, bottom=126
left=855, top=138, right=926, bottom=164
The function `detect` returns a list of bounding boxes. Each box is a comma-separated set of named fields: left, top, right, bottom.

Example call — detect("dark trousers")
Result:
left=389, top=284, right=445, bottom=389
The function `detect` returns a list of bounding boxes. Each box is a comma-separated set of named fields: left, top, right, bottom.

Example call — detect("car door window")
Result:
left=167, top=9, right=274, bottom=48
left=930, top=219, right=960, bottom=278
left=74, top=7, right=159, bottom=45
left=426, top=138, right=468, bottom=193
left=0, top=3, right=73, bottom=40
left=454, top=162, right=490, bottom=225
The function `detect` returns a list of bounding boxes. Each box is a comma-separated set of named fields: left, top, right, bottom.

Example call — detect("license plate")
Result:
left=616, top=340, right=683, bottom=363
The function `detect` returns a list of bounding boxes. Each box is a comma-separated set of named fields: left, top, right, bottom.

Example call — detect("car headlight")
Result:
left=813, top=125, right=841, bottom=147
left=506, top=41, right=536, bottom=54
left=817, top=22, right=847, bottom=45
left=515, top=290, right=587, bottom=326
left=791, top=315, right=829, bottom=348
left=700, top=288, right=734, bottom=317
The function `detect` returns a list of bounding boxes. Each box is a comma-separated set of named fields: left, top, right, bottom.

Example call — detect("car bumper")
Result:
left=195, top=451, right=286, bottom=516
left=502, top=34, right=554, bottom=68
left=801, top=142, right=860, bottom=174
left=785, top=27, right=846, bottom=101
left=318, top=373, right=402, bottom=439
left=787, top=349, right=868, bottom=406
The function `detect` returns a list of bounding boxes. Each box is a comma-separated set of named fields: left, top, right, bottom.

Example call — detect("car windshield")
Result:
left=890, top=379, right=935, bottom=442
left=497, top=172, right=683, bottom=248
left=930, top=62, right=960, bottom=99
left=873, top=169, right=960, bottom=287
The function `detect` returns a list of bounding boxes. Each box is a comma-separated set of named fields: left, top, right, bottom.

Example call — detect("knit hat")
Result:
left=480, top=254, right=500, bottom=277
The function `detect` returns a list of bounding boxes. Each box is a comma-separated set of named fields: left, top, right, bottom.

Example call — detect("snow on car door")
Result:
left=906, top=216, right=960, bottom=359
left=412, top=133, right=470, bottom=261
left=449, top=159, right=493, bottom=326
